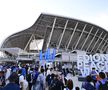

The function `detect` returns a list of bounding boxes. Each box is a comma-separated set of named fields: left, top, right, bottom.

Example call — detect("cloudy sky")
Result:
left=0, top=0, right=108, bottom=46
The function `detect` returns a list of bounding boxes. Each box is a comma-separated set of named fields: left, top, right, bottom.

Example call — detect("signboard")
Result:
left=77, top=53, right=108, bottom=77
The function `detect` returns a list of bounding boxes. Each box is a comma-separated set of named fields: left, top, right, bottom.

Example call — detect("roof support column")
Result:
left=103, top=42, right=108, bottom=52
left=101, top=38, right=108, bottom=51
left=57, top=20, right=68, bottom=50
left=66, top=22, right=79, bottom=51
left=91, top=31, right=103, bottom=52
left=81, top=26, right=94, bottom=50
left=74, top=24, right=87, bottom=50
left=24, top=34, right=34, bottom=51
left=46, top=18, right=56, bottom=49
left=95, top=34, right=107, bottom=52
left=86, top=29, right=99, bottom=52
left=33, top=35, right=39, bottom=53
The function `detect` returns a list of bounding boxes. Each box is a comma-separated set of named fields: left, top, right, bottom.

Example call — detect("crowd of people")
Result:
left=82, top=71, right=108, bottom=90
left=0, top=62, right=108, bottom=90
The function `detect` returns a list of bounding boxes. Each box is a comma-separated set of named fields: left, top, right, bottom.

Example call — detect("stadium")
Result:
left=0, top=13, right=108, bottom=63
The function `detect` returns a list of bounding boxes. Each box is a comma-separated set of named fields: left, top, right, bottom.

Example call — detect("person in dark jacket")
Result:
left=0, top=71, right=5, bottom=87
left=49, top=74, right=64, bottom=90
left=82, top=75, right=95, bottom=90
left=2, top=72, right=20, bottom=90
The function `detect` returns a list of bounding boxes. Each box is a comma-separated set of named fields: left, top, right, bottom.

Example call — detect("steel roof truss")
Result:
left=104, top=42, right=108, bottom=52
left=101, top=38, right=108, bottom=51
left=95, top=34, right=107, bottom=52
left=91, top=31, right=103, bottom=52
left=74, top=24, right=87, bottom=50
left=24, top=34, right=34, bottom=51
left=57, top=20, right=68, bottom=50
left=66, top=22, right=79, bottom=51
left=33, top=35, right=39, bottom=52
left=46, top=18, right=56, bottom=49
left=81, top=26, right=94, bottom=50
left=86, top=29, right=99, bottom=52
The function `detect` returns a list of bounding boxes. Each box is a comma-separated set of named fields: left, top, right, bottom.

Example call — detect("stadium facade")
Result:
left=0, top=13, right=108, bottom=61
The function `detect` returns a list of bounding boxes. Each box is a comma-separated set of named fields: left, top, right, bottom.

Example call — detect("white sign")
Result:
left=77, top=54, right=108, bottom=77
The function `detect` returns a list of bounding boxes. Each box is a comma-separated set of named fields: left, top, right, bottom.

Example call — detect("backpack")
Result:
left=98, top=81, right=108, bottom=90
left=49, top=79, right=64, bottom=90
left=26, top=73, right=32, bottom=82
left=46, top=73, right=55, bottom=86
left=49, top=79, right=57, bottom=90
left=46, top=74, right=53, bottom=86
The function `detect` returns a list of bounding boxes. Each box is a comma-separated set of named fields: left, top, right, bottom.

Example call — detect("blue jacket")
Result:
left=2, top=83, right=20, bottom=90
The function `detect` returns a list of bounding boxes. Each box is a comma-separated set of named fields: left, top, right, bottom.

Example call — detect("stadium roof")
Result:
left=1, top=13, right=108, bottom=54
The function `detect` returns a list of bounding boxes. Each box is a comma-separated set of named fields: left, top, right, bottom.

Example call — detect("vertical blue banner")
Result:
left=39, top=48, right=56, bottom=62
left=52, top=48, right=56, bottom=61
left=44, top=52, right=47, bottom=60
left=39, top=50, right=43, bottom=60
left=47, top=48, right=50, bottom=60
left=44, top=48, right=50, bottom=61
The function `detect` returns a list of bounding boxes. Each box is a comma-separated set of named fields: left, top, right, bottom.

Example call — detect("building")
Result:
left=0, top=13, right=108, bottom=62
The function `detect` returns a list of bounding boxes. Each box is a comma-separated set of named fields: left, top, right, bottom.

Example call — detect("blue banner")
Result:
left=39, top=48, right=56, bottom=62
left=39, top=50, right=43, bottom=60
left=52, top=48, right=56, bottom=60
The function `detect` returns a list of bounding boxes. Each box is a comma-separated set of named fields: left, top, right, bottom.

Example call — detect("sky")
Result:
left=0, top=0, right=108, bottom=46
